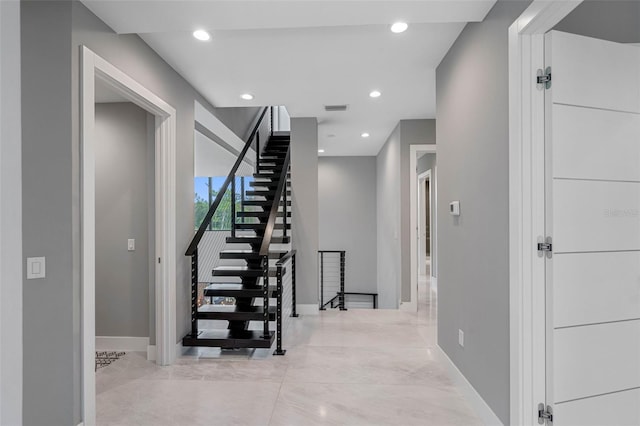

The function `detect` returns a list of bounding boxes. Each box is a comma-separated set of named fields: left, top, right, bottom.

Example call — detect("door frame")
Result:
left=508, top=1, right=582, bottom=424
left=80, top=46, right=177, bottom=425
left=409, top=144, right=436, bottom=312
left=418, top=169, right=431, bottom=278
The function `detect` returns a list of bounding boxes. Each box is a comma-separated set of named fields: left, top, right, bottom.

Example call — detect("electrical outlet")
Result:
left=27, top=257, right=46, bottom=279
left=128, top=239, right=135, bottom=251
left=458, top=329, right=464, bottom=347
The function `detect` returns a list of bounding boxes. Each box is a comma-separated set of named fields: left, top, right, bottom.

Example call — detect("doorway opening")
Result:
left=93, top=84, right=155, bottom=367
left=409, top=144, right=437, bottom=312
left=80, top=46, right=176, bottom=425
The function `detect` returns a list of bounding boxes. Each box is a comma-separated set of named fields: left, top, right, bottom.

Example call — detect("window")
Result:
left=194, top=176, right=253, bottom=231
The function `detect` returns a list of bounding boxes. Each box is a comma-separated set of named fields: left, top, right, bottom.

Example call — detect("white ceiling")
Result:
left=82, top=1, right=496, bottom=156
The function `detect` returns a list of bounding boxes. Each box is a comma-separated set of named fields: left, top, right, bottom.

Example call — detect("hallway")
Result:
left=96, top=279, right=480, bottom=425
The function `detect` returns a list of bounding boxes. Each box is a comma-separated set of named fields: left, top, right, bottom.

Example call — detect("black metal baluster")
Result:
left=255, top=133, right=260, bottom=172
left=191, top=250, right=199, bottom=337
left=291, top=253, right=298, bottom=317
left=319, top=252, right=325, bottom=310
left=283, top=181, right=288, bottom=238
left=231, top=177, right=236, bottom=237
left=274, top=262, right=285, bottom=355
left=262, top=255, right=270, bottom=339
left=339, top=251, right=347, bottom=311
left=240, top=176, right=245, bottom=223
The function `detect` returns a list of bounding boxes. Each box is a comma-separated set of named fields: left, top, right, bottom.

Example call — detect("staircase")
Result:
left=183, top=107, right=297, bottom=353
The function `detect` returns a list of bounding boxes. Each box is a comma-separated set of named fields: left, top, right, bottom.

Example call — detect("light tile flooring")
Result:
left=96, top=278, right=481, bottom=425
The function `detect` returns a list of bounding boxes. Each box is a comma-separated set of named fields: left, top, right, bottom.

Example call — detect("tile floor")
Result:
left=96, top=278, right=481, bottom=425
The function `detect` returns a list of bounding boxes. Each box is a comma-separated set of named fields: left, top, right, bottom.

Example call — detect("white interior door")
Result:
left=545, top=31, right=640, bottom=425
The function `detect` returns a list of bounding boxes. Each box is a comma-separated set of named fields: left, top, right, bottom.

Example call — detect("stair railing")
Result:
left=258, top=146, right=292, bottom=342
left=185, top=106, right=269, bottom=337
left=273, top=249, right=297, bottom=355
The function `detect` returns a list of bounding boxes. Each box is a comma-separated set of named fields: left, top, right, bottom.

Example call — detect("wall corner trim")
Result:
left=437, top=346, right=504, bottom=426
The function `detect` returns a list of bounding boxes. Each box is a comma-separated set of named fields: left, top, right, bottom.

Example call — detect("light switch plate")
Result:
left=458, top=329, right=464, bottom=347
left=128, top=239, right=135, bottom=251
left=450, top=201, right=461, bottom=216
left=27, top=257, right=46, bottom=279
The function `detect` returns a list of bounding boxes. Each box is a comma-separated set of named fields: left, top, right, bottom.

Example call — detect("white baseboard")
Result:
left=297, top=304, right=319, bottom=315
left=147, top=345, right=156, bottom=361
left=399, top=301, right=417, bottom=312
left=95, top=336, right=149, bottom=352
left=436, top=346, right=503, bottom=426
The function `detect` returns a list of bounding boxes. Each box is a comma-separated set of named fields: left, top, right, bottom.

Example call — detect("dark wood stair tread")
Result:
left=225, top=235, right=290, bottom=244
left=203, top=283, right=278, bottom=298
left=234, top=223, right=291, bottom=231
left=212, top=266, right=281, bottom=277
left=242, top=200, right=291, bottom=207
left=237, top=211, right=291, bottom=218
left=182, top=329, right=275, bottom=349
left=245, top=190, right=292, bottom=198
left=196, top=304, right=277, bottom=321
left=219, top=249, right=288, bottom=259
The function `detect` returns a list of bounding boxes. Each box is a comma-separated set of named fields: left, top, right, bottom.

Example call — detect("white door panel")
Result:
left=554, top=320, right=640, bottom=403
left=553, top=104, right=640, bottom=181
left=550, top=31, right=640, bottom=113
left=553, top=179, right=640, bottom=253
left=547, top=31, right=640, bottom=425
left=554, top=388, right=640, bottom=426
left=554, top=252, right=640, bottom=328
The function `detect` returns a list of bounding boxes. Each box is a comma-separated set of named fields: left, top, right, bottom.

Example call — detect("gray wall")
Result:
left=95, top=103, right=152, bottom=338
left=213, top=106, right=263, bottom=141
left=318, top=156, right=377, bottom=296
left=21, top=2, right=76, bottom=424
left=417, top=153, right=437, bottom=278
left=376, top=124, right=401, bottom=308
left=291, top=117, right=319, bottom=306
left=1, top=1, right=23, bottom=424
left=375, top=120, right=436, bottom=308
left=435, top=1, right=531, bottom=423
left=555, top=0, right=640, bottom=43
left=21, top=2, right=220, bottom=424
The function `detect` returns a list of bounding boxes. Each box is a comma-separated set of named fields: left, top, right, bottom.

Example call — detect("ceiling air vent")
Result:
left=324, top=104, right=348, bottom=112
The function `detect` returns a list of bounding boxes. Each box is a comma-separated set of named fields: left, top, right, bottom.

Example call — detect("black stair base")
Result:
left=183, top=330, right=275, bottom=349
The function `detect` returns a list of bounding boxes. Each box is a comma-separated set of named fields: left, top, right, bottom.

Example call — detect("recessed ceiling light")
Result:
left=369, top=90, right=381, bottom=98
left=193, top=30, right=211, bottom=41
left=391, top=22, right=408, bottom=34
left=318, top=149, right=325, bottom=153
left=240, top=93, right=254, bottom=101
left=361, top=133, right=370, bottom=138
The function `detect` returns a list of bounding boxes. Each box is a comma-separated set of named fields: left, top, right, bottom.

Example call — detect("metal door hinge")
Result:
left=537, top=236, right=552, bottom=258
left=537, top=67, right=552, bottom=90
left=538, top=403, right=553, bottom=425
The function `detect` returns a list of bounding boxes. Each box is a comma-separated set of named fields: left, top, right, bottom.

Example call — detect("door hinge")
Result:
left=538, top=403, right=553, bottom=425
left=536, top=67, right=552, bottom=90
left=537, top=236, right=552, bottom=258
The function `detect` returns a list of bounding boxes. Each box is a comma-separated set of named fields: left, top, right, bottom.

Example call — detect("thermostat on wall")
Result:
left=449, top=201, right=460, bottom=216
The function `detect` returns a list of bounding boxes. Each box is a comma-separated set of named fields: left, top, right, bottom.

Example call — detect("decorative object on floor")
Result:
left=95, top=351, right=126, bottom=371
